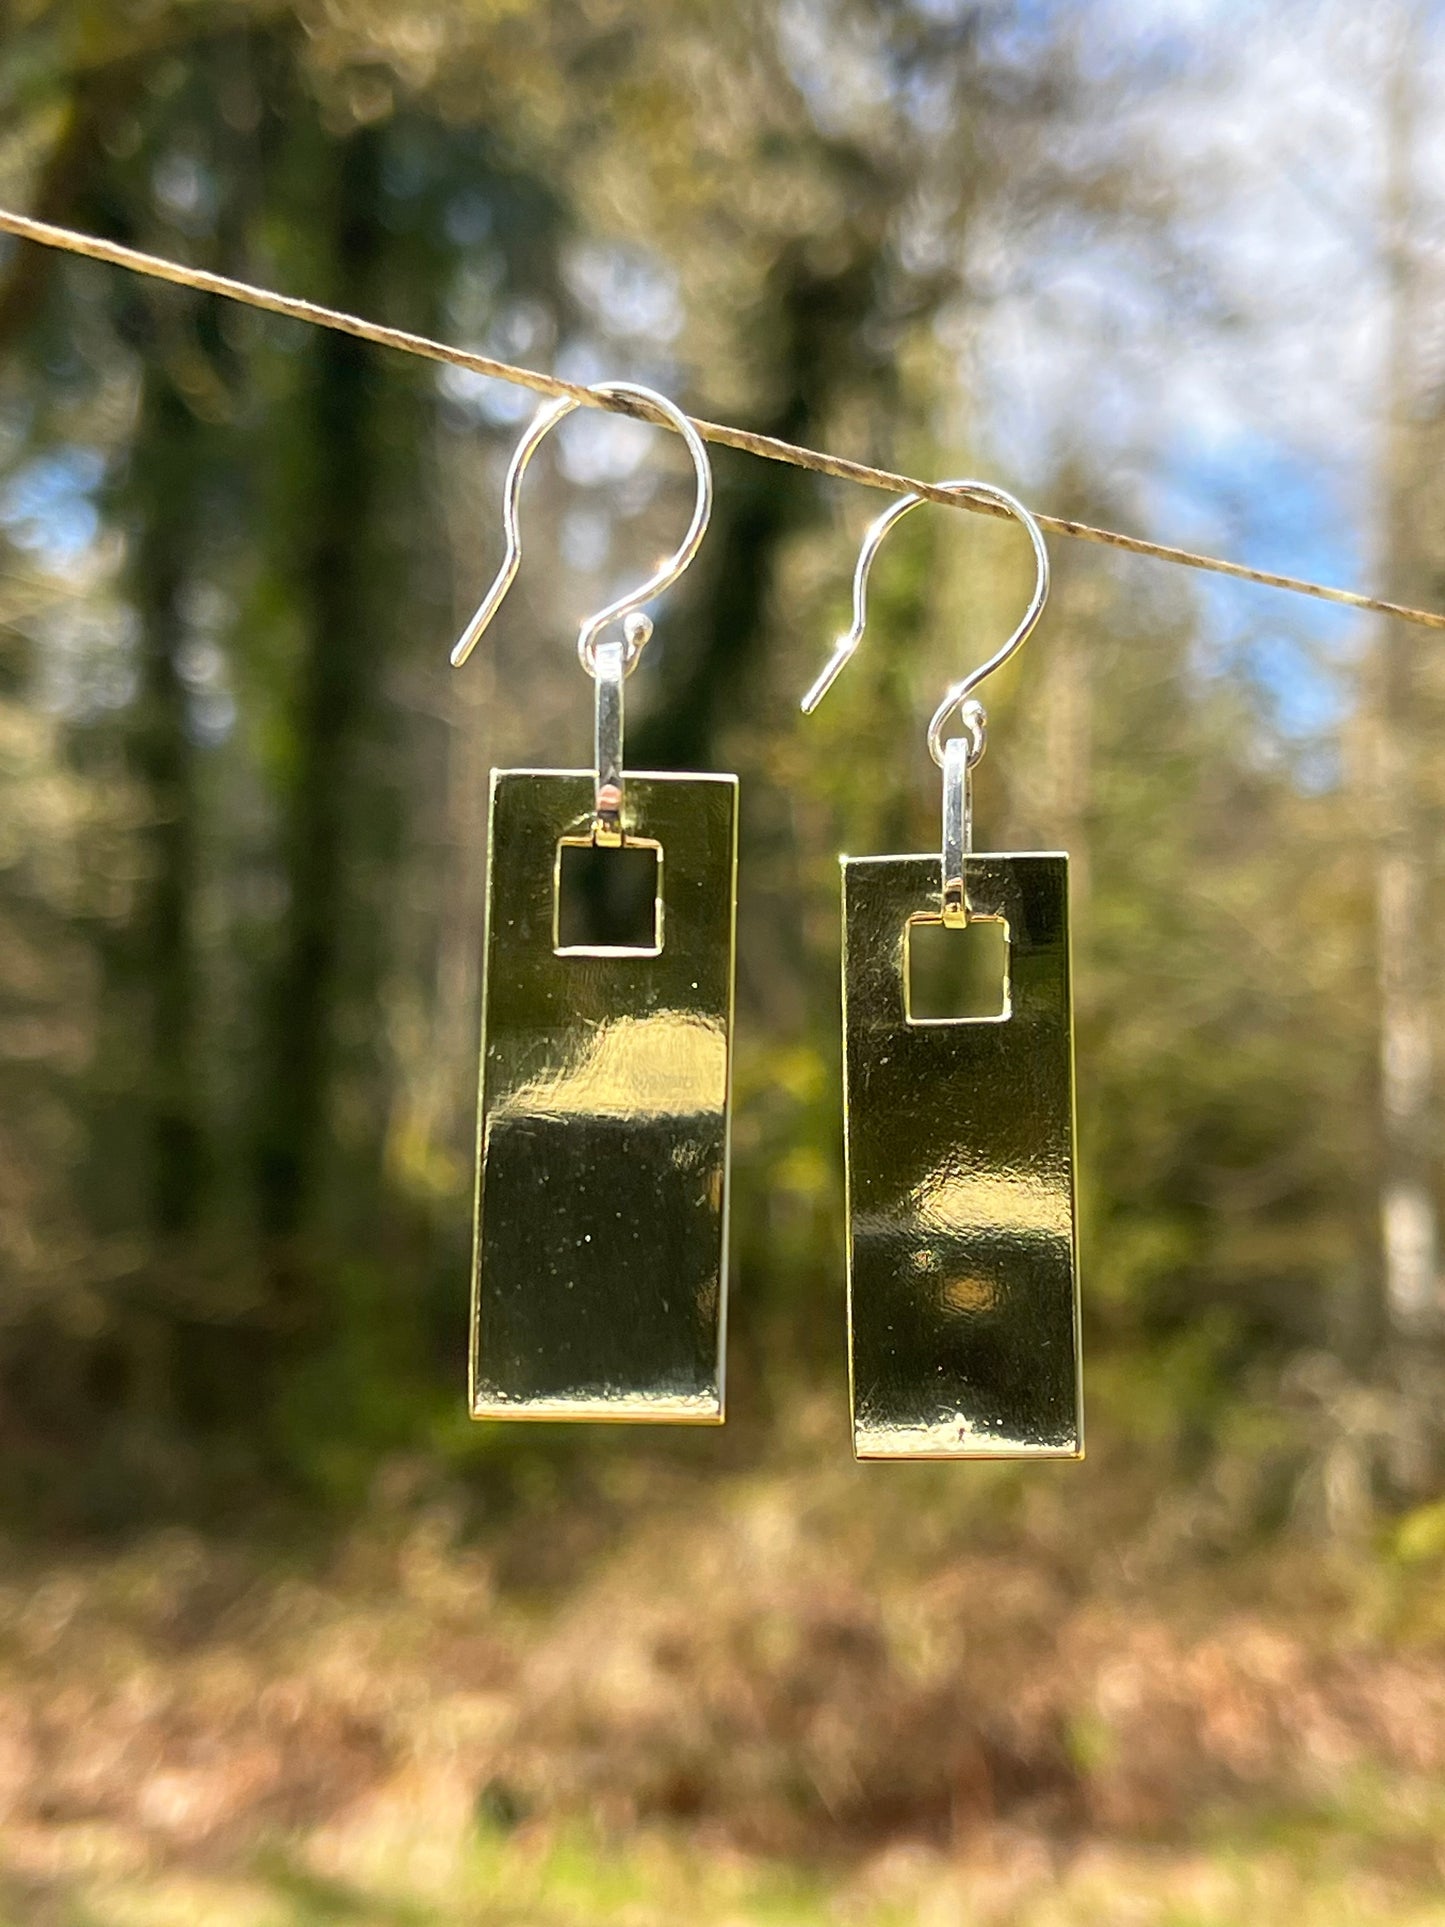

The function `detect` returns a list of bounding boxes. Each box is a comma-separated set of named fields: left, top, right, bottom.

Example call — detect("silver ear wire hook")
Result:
left=801, top=478, right=1049, bottom=923
left=449, top=381, right=713, bottom=675
left=452, top=381, right=713, bottom=839
left=800, top=479, right=1049, bottom=749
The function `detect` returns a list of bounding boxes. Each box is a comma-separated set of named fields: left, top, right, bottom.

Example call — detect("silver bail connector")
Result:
left=941, top=733, right=971, bottom=926
left=593, top=635, right=625, bottom=843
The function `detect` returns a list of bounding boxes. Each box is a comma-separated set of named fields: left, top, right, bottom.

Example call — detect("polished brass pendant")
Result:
left=841, top=851, right=1082, bottom=1459
left=471, top=768, right=737, bottom=1422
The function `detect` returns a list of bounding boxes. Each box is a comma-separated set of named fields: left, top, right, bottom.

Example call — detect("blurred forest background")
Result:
left=1, top=1, right=1445, bottom=1922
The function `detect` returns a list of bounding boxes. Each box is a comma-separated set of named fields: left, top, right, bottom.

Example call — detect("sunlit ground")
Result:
left=26, top=1805, right=1445, bottom=1927
left=3, top=1387, right=1444, bottom=1927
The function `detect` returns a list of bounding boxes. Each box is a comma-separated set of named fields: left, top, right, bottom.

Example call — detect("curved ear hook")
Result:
left=800, top=479, right=1049, bottom=767
left=450, top=381, right=714, bottom=673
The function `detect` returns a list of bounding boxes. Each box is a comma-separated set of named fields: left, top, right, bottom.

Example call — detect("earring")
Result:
left=453, top=384, right=736, bottom=1423
left=802, top=482, right=1082, bottom=1461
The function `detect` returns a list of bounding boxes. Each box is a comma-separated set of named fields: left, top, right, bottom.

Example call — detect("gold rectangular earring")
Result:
left=803, top=482, right=1082, bottom=1460
left=452, top=384, right=736, bottom=1423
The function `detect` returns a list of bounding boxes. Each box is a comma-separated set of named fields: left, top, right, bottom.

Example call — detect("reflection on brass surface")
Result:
left=471, top=770, right=737, bottom=1422
left=842, top=853, right=1082, bottom=1460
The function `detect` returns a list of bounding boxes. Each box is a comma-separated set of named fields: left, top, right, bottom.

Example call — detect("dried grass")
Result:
left=0, top=1409, right=1443, bottom=1920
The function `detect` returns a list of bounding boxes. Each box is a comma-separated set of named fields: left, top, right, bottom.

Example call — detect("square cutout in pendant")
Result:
left=554, top=836, right=664, bottom=955
left=905, top=913, right=1010, bottom=1024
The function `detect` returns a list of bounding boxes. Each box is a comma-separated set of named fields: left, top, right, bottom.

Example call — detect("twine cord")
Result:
left=0, top=206, right=1440, bottom=636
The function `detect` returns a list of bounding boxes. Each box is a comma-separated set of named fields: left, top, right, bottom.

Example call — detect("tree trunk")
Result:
left=1367, top=7, right=1442, bottom=1491
left=255, top=126, right=385, bottom=1245
left=127, top=361, right=208, bottom=1240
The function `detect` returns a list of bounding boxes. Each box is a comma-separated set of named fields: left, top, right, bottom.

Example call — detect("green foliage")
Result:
left=4, top=11, right=1445, bottom=1920
left=0, top=0, right=1439, bottom=1524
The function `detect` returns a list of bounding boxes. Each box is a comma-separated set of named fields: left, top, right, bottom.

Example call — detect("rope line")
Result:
left=1, top=206, right=1440, bottom=635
